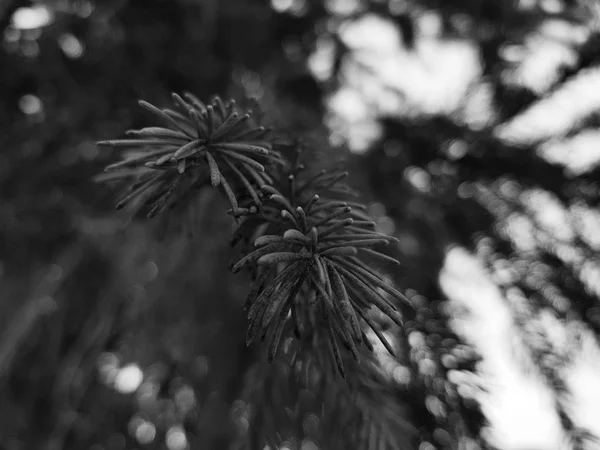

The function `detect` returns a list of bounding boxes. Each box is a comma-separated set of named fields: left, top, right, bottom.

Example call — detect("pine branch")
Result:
left=232, top=161, right=411, bottom=377
left=97, top=93, right=413, bottom=379
left=96, top=93, right=278, bottom=219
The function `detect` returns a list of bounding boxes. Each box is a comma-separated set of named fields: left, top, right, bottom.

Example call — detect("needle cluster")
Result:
left=231, top=171, right=410, bottom=377
left=97, top=93, right=279, bottom=218
left=97, top=93, right=411, bottom=377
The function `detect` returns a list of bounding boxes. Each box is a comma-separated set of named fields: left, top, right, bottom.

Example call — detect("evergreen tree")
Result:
left=1, top=0, right=600, bottom=449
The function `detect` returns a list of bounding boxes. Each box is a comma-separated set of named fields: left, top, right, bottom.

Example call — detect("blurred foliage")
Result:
left=2, top=0, right=600, bottom=449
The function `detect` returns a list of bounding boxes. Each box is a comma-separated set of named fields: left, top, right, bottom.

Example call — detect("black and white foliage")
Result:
left=98, top=93, right=412, bottom=377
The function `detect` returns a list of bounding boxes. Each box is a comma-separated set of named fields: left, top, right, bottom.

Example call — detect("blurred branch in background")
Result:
left=0, top=247, right=81, bottom=382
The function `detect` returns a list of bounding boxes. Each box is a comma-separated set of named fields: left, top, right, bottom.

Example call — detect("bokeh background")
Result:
left=2, top=0, right=600, bottom=449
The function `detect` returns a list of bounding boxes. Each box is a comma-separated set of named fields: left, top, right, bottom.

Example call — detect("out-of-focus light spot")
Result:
left=441, top=354, right=458, bottom=369
left=4, top=27, right=20, bottom=43
left=368, top=202, right=386, bottom=217
left=128, top=415, right=144, bottom=436
left=579, top=260, right=600, bottom=298
left=357, top=38, right=480, bottom=117
left=376, top=216, right=396, bottom=235
left=504, top=213, right=536, bottom=252
left=457, top=182, right=474, bottom=198
left=129, top=417, right=156, bottom=445
left=377, top=89, right=404, bottom=115
left=302, top=413, right=320, bottom=435
left=59, top=34, right=84, bottom=58
left=540, top=0, right=564, bottom=13
left=392, top=365, right=411, bottom=384
left=501, top=34, right=577, bottom=94
left=500, top=44, right=525, bottom=63
left=462, top=82, right=497, bottom=130
left=426, top=395, right=447, bottom=418
left=328, top=131, right=345, bottom=147
left=521, top=188, right=573, bottom=241
left=459, top=437, right=482, bottom=450
left=450, top=13, right=473, bottom=34
left=572, top=205, right=600, bottom=250
left=340, top=14, right=400, bottom=51
left=408, top=331, right=425, bottom=348
left=328, top=88, right=369, bottom=122
left=97, top=352, right=120, bottom=386
left=447, top=140, right=468, bottom=160
left=114, top=364, right=144, bottom=394
left=308, top=37, right=335, bottom=82
left=419, top=441, right=436, bottom=450
left=447, top=369, right=468, bottom=385
left=236, top=417, right=250, bottom=434
left=417, top=10, right=443, bottom=37
left=537, top=309, right=568, bottom=349
left=541, top=19, right=588, bottom=45
left=19, top=94, right=43, bottom=115
left=288, top=0, right=308, bottom=16
left=136, top=421, right=156, bottom=444
left=301, top=439, right=318, bottom=450
left=538, top=130, right=600, bottom=176
left=405, top=166, right=431, bottom=192
left=282, top=336, right=294, bottom=353
left=271, top=0, right=294, bottom=13
left=492, top=261, right=516, bottom=285
left=325, top=0, right=362, bottom=16
left=329, top=14, right=480, bottom=145
left=76, top=0, right=95, bottom=18
left=418, top=358, right=437, bottom=376
left=348, top=121, right=381, bottom=153
left=241, top=70, right=261, bottom=94
left=518, top=0, right=537, bottom=9
left=166, top=426, right=188, bottom=450
left=174, top=385, right=196, bottom=413
left=434, top=428, right=452, bottom=445
left=457, top=382, right=479, bottom=401
left=11, top=6, right=53, bottom=30
left=497, top=177, right=520, bottom=198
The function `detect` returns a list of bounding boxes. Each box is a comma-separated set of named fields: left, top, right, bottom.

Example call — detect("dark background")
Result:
left=2, top=0, right=600, bottom=449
